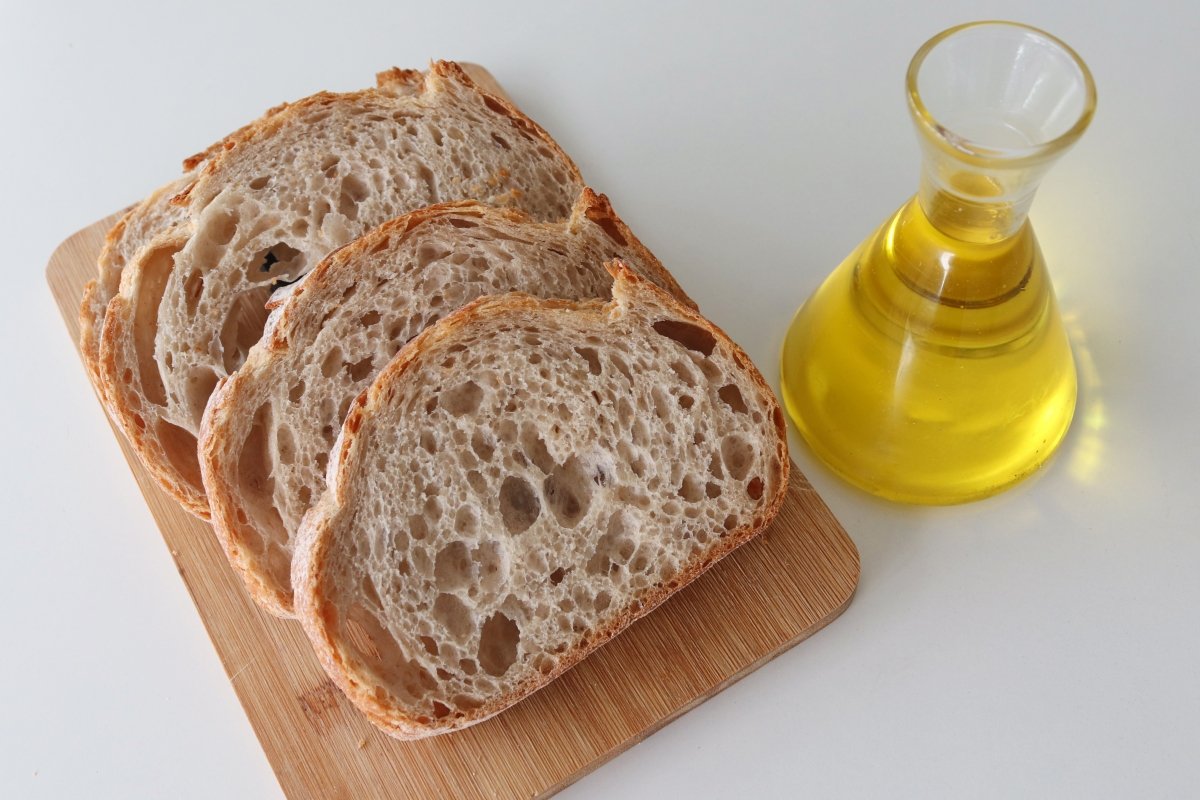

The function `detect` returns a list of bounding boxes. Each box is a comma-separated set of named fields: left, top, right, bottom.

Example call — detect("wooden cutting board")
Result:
left=47, top=214, right=859, bottom=799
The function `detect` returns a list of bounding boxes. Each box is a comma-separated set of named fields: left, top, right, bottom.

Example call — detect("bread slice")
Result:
left=200, top=190, right=693, bottom=616
left=98, top=61, right=584, bottom=517
left=292, top=264, right=789, bottom=739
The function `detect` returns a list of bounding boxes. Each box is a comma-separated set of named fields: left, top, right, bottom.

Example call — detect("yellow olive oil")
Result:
left=780, top=196, right=1076, bottom=503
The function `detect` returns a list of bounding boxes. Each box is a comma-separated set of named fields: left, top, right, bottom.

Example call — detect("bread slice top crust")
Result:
left=98, top=61, right=585, bottom=517
left=200, top=189, right=693, bottom=616
left=293, top=265, right=788, bottom=739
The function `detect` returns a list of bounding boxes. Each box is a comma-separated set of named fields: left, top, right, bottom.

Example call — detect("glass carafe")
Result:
left=780, top=21, right=1097, bottom=504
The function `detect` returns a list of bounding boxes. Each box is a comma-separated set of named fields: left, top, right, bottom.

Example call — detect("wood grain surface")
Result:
left=47, top=214, right=859, bottom=799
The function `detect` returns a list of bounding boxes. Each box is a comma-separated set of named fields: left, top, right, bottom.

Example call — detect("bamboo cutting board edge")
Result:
left=47, top=213, right=859, bottom=799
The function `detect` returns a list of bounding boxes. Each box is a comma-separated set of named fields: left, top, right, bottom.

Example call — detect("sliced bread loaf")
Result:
left=293, top=265, right=789, bottom=739
left=199, top=190, right=693, bottom=616
left=98, top=61, right=584, bottom=517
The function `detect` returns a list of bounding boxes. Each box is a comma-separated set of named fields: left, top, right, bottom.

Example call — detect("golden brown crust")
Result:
left=574, top=189, right=698, bottom=311
left=181, top=100, right=292, bottom=172
left=294, top=267, right=789, bottom=739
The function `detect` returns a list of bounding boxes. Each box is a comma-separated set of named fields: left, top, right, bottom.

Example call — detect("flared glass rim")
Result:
left=906, top=20, right=1097, bottom=166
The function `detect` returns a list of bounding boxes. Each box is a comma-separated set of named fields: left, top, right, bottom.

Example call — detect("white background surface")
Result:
left=3, top=0, right=1198, bottom=797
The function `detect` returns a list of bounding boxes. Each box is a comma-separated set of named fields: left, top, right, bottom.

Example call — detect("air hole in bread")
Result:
left=478, top=612, right=520, bottom=677
left=319, top=421, right=336, bottom=446
left=208, top=207, right=239, bottom=246
left=678, top=394, right=695, bottom=410
left=454, top=506, right=479, bottom=536
left=543, top=457, right=593, bottom=528
left=719, top=384, right=748, bottom=414
left=721, top=434, right=754, bottom=481
left=277, top=424, right=296, bottom=465
left=346, top=356, right=374, bottom=382
left=184, top=270, right=204, bottom=314
left=320, top=154, right=339, bottom=176
left=415, top=162, right=438, bottom=199
left=652, top=319, right=716, bottom=357
left=458, top=660, right=478, bottom=677
left=448, top=216, right=478, bottom=229
left=490, top=132, right=511, bottom=151
left=320, top=347, right=344, bottom=379
left=574, top=347, right=602, bottom=376
left=434, top=541, right=475, bottom=592
left=678, top=474, right=705, bottom=503
left=431, top=700, right=452, bottom=719
left=747, top=476, right=764, bottom=501
left=313, top=198, right=331, bottom=234
left=549, top=567, right=567, bottom=585
left=248, top=176, right=270, bottom=190
left=359, top=309, right=382, bottom=327
left=499, top=476, right=540, bottom=534
left=409, top=515, right=429, bottom=542
left=440, top=381, right=483, bottom=416
left=338, top=174, right=369, bottom=222
left=248, top=242, right=304, bottom=286
left=433, top=593, right=472, bottom=640
left=594, top=591, right=612, bottom=612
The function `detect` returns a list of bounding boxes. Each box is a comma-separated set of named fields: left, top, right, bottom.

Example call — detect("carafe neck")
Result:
left=915, top=145, right=1050, bottom=243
